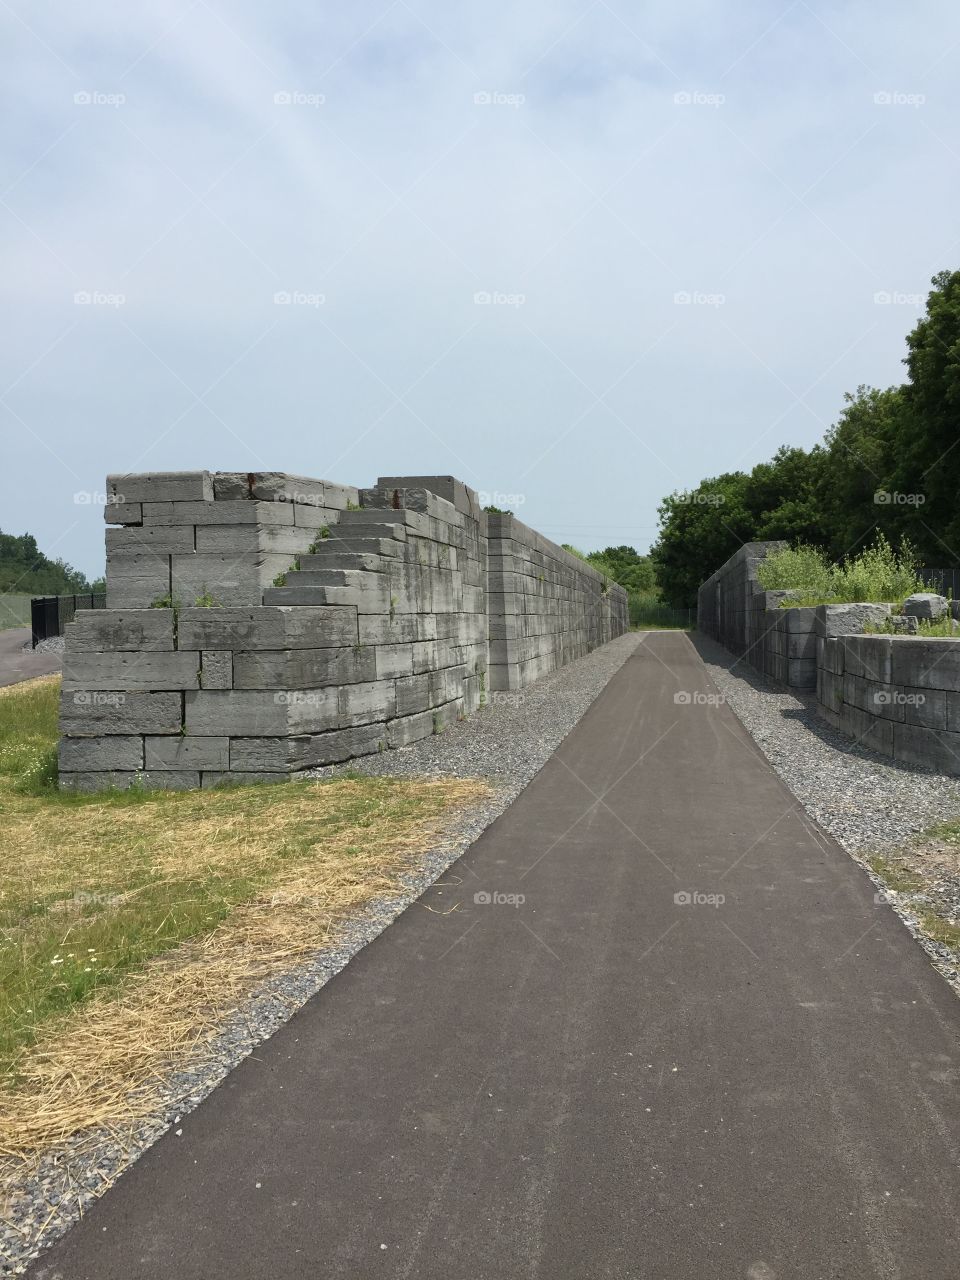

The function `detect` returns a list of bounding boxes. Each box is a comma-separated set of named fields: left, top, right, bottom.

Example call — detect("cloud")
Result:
left=1, top=0, right=958, bottom=575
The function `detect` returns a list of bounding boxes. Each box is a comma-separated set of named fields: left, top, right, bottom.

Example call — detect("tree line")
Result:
left=651, top=270, right=960, bottom=607
left=0, top=531, right=103, bottom=597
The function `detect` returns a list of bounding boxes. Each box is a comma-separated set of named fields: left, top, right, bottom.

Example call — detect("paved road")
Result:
left=0, top=628, right=61, bottom=689
left=30, top=633, right=960, bottom=1279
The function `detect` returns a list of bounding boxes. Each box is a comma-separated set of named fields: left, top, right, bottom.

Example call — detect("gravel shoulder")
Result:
left=1, top=631, right=642, bottom=1277
left=695, top=631, right=960, bottom=995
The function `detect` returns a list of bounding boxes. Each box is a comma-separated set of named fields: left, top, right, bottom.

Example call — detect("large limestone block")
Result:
left=66, top=609, right=175, bottom=652
left=178, top=606, right=358, bottom=651
left=108, top=472, right=213, bottom=504
left=232, top=646, right=376, bottom=688
left=63, top=651, right=199, bottom=691
left=141, top=500, right=294, bottom=526
left=59, top=690, right=182, bottom=735
left=145, top=736, right=230, bottom=769
left=59, top=736, right=145, bottom=771
left=903, top=593, right=948, bottom=621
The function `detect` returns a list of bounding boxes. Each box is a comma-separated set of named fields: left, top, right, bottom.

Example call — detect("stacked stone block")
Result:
left=104, top=471, right=358, bottom=609
left=59, top=472, right=629, bottom=791
left=817, top=627, right=960, bottom=774
left=486, top=512, right=628, bottom=691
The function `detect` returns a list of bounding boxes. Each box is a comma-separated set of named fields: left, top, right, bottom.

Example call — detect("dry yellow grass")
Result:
left=0, top=676, right=491, bottom=1159
left=0, top=776, right=488, bottom=1156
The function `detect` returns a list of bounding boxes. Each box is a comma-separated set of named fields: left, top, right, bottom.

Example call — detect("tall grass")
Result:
left=756, top=534, right=929, bottom=606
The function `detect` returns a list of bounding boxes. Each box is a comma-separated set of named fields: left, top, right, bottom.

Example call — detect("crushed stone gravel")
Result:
left=19, top=636, right=64, bottom=656
left=696, top=632, right=960, bottom=997
left=0, top=631, right=642, bottom=1276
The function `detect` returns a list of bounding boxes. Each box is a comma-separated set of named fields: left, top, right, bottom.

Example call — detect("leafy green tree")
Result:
left=0, top=531, right=99, bottom=595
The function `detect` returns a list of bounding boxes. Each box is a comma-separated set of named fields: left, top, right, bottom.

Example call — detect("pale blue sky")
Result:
left=3, top=0, right=959, bottom=578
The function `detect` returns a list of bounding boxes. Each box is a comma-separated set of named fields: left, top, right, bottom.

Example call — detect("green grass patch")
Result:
left=0, top=676, right=487, bottom=1079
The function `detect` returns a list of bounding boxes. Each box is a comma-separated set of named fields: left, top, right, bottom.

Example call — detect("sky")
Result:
left=3, top=0, right=959, bottom=580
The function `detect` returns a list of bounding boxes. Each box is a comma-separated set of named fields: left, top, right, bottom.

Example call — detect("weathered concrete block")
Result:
left=839, top=703, right=894, bottom=756
left=890, top=638, right=960, bottom=691
left=339, top=679, right=396, bottom=726
left=170, top=554, right=267, bottom=608
left=106, top=526, right=196, bottom=555
left=178, top=606, right=358, bottom=651
left=396, top=673, right=429, bottom=715
left=195, top=525, right=312, bottom=555
left=59, top=736, right=144, bottom=771
left=386, top=708, right=435, bottom=747
left=232, top=646, right=376, bottom=688
left=201, top=771, right=289, bottom=788
left=903, top=593, right=948, bottom=621
left=200, top=651, right=232, bottom=689
left=184, top=690, right=290, bottom=736
left=105, top=554, right=171, bottom=609
left=66, top=609, right=175, bottom=652
left=893, top=722, right=960, bottom=774
left=901, top=687, right=946, bottom=729
left=104, top=502, right=142, bottom=525
left=145, top=736, right=230, bottom=769
left=141, top=500, right=294, bottom=526
left=374, top=644, right=414, bottom=679
left=212, top=472, right=327, bottom=506
left=59, top=690, right=182, bottom=735
left=786, top=658, right=816, bottom=688
left=60, top=770, right=201, bottom=792
left=63, top=651, right=199, bottom=691
left=815, top=602, right=892, bottom=638
left=842, top=636, right=892, bottom=684
left=108, top=472, right=213, bottom=504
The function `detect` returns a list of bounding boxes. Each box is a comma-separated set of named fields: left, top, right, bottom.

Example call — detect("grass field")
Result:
left=0, top=676, right=488, bottom=1153
left=0, top=594, right=32, bottom=631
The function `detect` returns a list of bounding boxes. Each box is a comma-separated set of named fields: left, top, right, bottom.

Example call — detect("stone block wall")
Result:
left=817, top=628, right=960, bottom=773
left=485, top=512, right=629, bottom=691
left=59, top=472, right=627, bottom=790
left=104, top=470, right=358, bottom=609
left=695, top=541, right=823, bottom=686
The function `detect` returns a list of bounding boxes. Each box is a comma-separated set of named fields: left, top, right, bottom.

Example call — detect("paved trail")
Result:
left=30, top=634, right=960, bottom=1279
left=0, top=629, right=60, bottom=689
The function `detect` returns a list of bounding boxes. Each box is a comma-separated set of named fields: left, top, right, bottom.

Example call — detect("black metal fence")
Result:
left=922, top=567, right=960, bottom=599
left=31, top=593, right=106, bottom=646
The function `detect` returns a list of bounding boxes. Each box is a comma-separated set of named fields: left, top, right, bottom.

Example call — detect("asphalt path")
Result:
left=29, top=633, right=960, bottom=1279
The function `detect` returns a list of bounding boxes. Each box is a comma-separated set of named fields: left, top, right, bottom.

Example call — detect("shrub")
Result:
left=757, top=535, right=929, bottom=606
